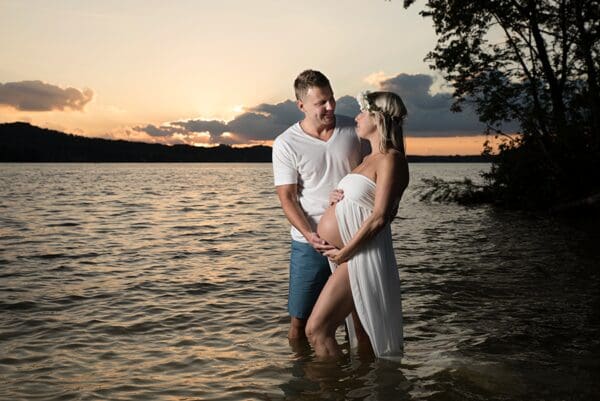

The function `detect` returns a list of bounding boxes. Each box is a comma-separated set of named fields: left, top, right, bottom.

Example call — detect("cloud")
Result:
left=246, top=100, right=303, bottom=127
left=171, top=119, right=229, bottom=136
left=363, top=71, right=388, bottom=87
left=0, top=80, right=93, bottom=111
left=335, top=95, right=360, bottom=118
left=137, top=124, right=180, bottom=137
left=135, top=100, right=305, bottom=145
left=373, top=73, right=486, bottom=136
left=132, top=123, right=213, bottom=146
left=134, top=72, right=518, bottom=146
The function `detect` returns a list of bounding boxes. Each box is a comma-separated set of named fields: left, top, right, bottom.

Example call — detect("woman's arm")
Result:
left=324, top=152, right=408, bottom=264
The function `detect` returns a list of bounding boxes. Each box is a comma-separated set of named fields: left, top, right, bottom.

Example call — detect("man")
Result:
left=272, top=70, right=363, bottom=340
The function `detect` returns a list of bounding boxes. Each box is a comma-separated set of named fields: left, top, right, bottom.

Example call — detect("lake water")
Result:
left=1, top=163, right=598, bottom=400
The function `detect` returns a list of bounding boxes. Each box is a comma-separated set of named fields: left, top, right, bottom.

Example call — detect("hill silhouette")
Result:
left=0, top=122, right=490, bottom=162
left=0, top=122, right=271, bottom=162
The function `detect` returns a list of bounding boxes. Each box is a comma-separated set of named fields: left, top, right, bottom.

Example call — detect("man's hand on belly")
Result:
left=306, top=232, right=335, bottom=253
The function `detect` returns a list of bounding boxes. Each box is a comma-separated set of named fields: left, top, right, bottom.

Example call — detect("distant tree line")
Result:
left=0, top=122, right=490, bottom=163
left=404, top=0, right=600, bottom=210
left=0, top=123, right=272, bottom=162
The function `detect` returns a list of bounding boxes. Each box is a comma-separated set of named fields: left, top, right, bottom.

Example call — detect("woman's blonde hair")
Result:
left=358, top=91, right=407, bottom=154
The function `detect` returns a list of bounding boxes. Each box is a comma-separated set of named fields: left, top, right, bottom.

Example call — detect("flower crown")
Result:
left=357, top=90, right=407, bottom=126
left=356, top=90, right=379, bottom=112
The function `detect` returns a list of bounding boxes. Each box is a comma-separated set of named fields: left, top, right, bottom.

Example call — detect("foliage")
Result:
left=404, top=0, right=600, bottom=209
left=418, top=176, right=492, bottom=205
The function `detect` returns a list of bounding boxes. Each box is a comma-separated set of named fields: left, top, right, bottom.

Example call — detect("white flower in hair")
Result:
left=356, top=91, right=372, bottom=112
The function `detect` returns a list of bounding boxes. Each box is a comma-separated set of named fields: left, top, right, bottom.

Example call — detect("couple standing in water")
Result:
left=272, top=70, right=408, bottom=358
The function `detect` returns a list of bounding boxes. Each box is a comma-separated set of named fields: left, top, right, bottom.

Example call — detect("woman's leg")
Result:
left=351, top=310, right=373, bottom=354
left=352, top=310, right=370, bottom=343
left=305, top=262, right=354, bottom=358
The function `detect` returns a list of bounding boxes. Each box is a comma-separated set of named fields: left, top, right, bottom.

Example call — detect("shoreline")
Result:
left=1, top=122, right=493, bottom=163
left=0, top=158, right=492, bottom=164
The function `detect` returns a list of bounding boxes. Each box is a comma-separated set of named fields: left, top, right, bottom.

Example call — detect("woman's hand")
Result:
left=323, top=247, right=348, bottom=265
left=328, top=189, right=344, bottom=205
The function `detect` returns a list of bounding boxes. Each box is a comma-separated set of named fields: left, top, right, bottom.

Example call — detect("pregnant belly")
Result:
left=317, top=204, right=344, bottom=249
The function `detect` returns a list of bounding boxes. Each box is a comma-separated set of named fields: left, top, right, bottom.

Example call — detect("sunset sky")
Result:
left=0, top=0, right=506, bottom=155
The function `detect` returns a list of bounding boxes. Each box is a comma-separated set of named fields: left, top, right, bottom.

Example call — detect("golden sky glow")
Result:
left=0, top=0, right=511, bottom=154
left=407, top=136, right=507, bottom=156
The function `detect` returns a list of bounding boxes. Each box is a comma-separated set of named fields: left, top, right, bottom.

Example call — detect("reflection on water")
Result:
left=0, top=163, right=598, bottom=400
left=282, top=339, right=411, bottom=400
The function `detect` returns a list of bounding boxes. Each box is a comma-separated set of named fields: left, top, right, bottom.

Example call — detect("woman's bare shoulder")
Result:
left=379, top=150, right=408, bottom=187
left=379, top=149, right=406, bottom=166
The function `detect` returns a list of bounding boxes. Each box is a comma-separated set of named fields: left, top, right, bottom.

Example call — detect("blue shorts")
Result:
left=288, top=240, right=331, bottom=319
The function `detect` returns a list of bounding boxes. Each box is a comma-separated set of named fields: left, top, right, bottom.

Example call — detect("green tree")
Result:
left=404, top=0, right=600, bottom=209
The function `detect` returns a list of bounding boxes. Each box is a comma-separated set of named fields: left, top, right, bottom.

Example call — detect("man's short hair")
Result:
left=294, top=70, right=331, bottom=100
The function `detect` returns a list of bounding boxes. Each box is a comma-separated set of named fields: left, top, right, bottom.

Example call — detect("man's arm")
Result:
left=276, top=184, right=334, bottom=252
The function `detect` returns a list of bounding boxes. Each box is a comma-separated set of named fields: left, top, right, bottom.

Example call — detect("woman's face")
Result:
left=355, top=111, right=377, bottom=139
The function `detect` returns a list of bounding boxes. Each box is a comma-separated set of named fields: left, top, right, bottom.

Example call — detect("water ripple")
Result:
left=0, top=163, right=597, bottom=401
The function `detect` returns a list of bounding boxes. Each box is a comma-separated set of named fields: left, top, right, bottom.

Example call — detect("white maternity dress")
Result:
left=332, top=173, right=403, bottom=358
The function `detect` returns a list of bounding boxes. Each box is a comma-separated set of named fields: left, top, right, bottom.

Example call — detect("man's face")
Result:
left=298, top=85, right=336, bottom=127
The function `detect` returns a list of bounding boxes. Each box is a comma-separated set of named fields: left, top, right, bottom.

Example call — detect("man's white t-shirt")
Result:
left=272, top=116, right=363, bottom=243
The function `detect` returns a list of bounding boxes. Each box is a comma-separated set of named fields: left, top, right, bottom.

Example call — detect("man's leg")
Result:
left=288, top=240, right=330, bottom=341
left=289, top=317, right=307, bottom=340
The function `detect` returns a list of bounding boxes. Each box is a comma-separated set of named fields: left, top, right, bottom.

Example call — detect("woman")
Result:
left=305, top=91, right=409, bottom=358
